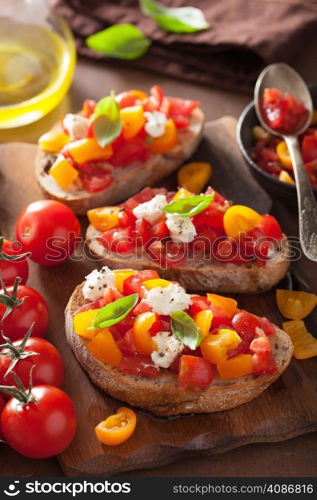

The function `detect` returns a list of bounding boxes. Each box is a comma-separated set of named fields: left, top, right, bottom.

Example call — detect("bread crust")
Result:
left=65, top=283, right=293, bottom=416
left=86, top=224, right=290, bottom=294
left=36, top=108, right=204, bottom=215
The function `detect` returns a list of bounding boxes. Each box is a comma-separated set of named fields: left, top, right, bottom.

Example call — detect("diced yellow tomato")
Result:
left=276, top=141, right=292, bottom=169
left=282, top=319, right=317, bottom=359
left=200, top=329, right=241, bottom=364
left=194, top=310, right=213, bottom=338
left=120, top=105, right=146, bottom=140
left=143, top=279, right=171, bottom=290
left=252, top=125, right=270, bottom=141
left=276, top=289, right=317, bottom=320
left=48, top=157, right=79, bottom=190
left=87, top=206, right=121, bottom=232
left=132, top=312, right=155, bottom=355
left=279, top=170, right=295, bottom=184
left=38, top=131, right=70, bottom=153
left=114, top=270, right=137, bottom=293
left=172, top=188, right=193, bottom=201
left=223, top=205, right=263, bottom=239
left=150, top=119, right=178, bottom=154
left=95, top=407, right=136, bottom=446
left=207, top=294, right=237, bottom=319
left=177, top=162, right=212, bottom=194
left=217, top=354, right=254, bottom=380
left=87, top=329, right=122, bottom=366
left=73, top=308, right=102, bottom=340
left=68, top=138, right=113, bottom=164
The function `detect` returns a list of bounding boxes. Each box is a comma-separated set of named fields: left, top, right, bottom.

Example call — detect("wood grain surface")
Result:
left=0, top=118, right=317, bottom=477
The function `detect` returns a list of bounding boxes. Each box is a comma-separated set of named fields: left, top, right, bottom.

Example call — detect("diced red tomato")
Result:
left=111, top=317, right=135, bottom=337
left=259, top=317, right=275, bottom=336
left=189, top=296, right=211, bottom=315
left=119, top=353, right=159, bottom=377
left=227, top=339, right=250, bottom=359
left=149, top=314, right=162, bottom=336
left=257, top=215, right=283, bottom=240
left=135, top=218, right=152, bottom=246
left=146, top=240, right=186, bottom=267
left=80, top=171, right=113, bottom=193
left=124, top=187, right=158, bottom=210
left=193, top=203, right=225, bottom=230
left=302, top=132, right=317, bottom=163
left=250, top=336, right=277, bottom=375
left=101, top=227, right=134, bottom=254
left=232, top=310, right=261, bottom=343
left=132, top=300, right=152, bottom=315
left=178, top=355, right=215, bottom=388
left=110, top=136, right=149, bottom=167
left=82, top=99, right=96, bottom=118
left=78, top=297, right=105, bottom=313
left=151, top=220, right=169, bottom=240
left=115, top=328, right=136, bottom=354
left=151, top=85, right=164, bottom=108
left=123, top=270, right=159, bottom=296
left=210, top=304, right=233, bottom=328
left=118, top=208, right=136, bottom=228
left=249, top=336, right=272, bottom=356
left=103, top=288, right=123, bottom=305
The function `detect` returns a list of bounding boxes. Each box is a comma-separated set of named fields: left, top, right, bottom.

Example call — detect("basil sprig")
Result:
left=162, top=193, right=214, bottom=217
left=92, top=293, right=138, bottom=329
left=93, top=91, right=122, bottom=147
left=86, top=24, right=151, bottom=60
left=171, top=311, right=202, bottom=350
left=140, top=0, right=209, bottom=33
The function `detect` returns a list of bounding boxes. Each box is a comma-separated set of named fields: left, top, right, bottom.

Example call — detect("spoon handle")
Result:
left=284, top=135, right=317, bottom=261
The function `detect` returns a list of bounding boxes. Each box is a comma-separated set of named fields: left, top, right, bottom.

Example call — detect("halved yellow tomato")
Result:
left=150, top=119, right=178, bottom=154
left=143, top=279, right=171, bottom=290
left=279, top=170, right=295, bottom=184
left=276, top=141, right=292, bottom=169
left=282, top=319, right=317, bottom=359
left=68, top=138, right=113, bottom=164
left=132, top=312, right=156, bottom=355
left=87, top=206, right=121, bottom=232
left=194, top=310, right=213, bottom=338
left=200, top=329, right=241, bottom=364
left=95, top=407, right=136, bottom=446
left=177, top=162, right=212, bottom=194
left=217, top=354, right=253, bottom=380
left=120, top=105, right=146, bottom=140
left=73, top=308, right=102, bottom=340
left=223, top=205, right=263, bottom=239
left=276, top=289, right=317, bottom=320
left=207, top=294, right=237, bottom=319
left=87, top=329, right=122, bottom=366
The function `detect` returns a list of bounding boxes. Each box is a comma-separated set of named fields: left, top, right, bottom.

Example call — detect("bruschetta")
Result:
left=36, top=86, right=204, bottom=215
left=65, top=267, right=293, bottom=416
left=85, top=186, right=290, bottom=293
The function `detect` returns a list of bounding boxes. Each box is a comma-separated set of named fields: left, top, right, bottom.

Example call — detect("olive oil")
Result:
left=0, top=19, right=75, bottom=128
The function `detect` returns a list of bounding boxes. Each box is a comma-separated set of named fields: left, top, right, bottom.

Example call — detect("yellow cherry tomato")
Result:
left=207, top=293, right=237, bottom=319
left=252, top=125, right=271, bottom=141
left=143, top=279, right=171, bottom=290
left=120, top=105, right=146, bottom=140
left=68, top=138, right=113, bottom=164
left=276, top=290, right=317, bottom=320
left=49, top=157, right=78, bottom=190
left=172, top=188, right=193, bottom=201
left=276, top=141, right=292, bottom=169
left=177, top=162, right=212, bottom=194
left=200, top=329, right=241, bottom=364
left=87, top=206, right=121, bottom=232
left=38, top=131, right=70, bottom=154
left=217, top=354, right=253, bottom=380
left=223, top=205, right=263, bottom=239
left=73, top=308, right=102, bottom=340
left=132, top=312, right=156, bottom=355
left=282, top=320, right=317, bottom=359
left=150, top=119, right=178, bottom=154
left=95, top=407, right=136, bottom=446
left=87, top=329, right=122, bottom=367
left=194, top=310, right=213, bottom=338
left=114, top=270, right=137, bottom=293
left=279, top=170, right=295, bottom=184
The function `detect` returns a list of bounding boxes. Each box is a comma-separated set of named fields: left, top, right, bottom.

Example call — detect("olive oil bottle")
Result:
left=0, top=13, right=75, bottom=128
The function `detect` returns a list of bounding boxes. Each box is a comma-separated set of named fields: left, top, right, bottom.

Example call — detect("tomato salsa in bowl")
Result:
left=237, top=83, right=317, bottom=206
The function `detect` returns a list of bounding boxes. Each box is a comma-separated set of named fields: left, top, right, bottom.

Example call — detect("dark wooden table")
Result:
left=1, top=48, right=317, bottom=477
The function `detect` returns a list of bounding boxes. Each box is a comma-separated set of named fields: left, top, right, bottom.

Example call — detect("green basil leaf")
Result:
left=93, top=93, right=122, bottom=147
left=140, top=0, right=209, bottom=33
left=86, top=24, right=151, bottom=60
left=171, top=311, right=202, bottom=350
left=162, top=193, right=214, bottom=217
left=92, top=293, right=139, bottom=329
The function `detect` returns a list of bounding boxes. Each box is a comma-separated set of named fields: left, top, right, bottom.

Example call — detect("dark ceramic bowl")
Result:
left=237, top=83, right=317, bottom=206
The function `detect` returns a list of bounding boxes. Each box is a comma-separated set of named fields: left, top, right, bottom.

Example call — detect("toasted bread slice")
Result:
left=86, top=224, right=290, bottom=293
left=35, top=108, right=204, bottom=215
left=65, top=282, right=293, bottom=416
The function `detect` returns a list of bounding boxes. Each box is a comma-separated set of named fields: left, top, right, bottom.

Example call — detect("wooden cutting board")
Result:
left=1, top=117, right=317, bottom=477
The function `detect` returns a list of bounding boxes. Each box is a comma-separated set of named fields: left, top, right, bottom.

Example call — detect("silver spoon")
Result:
left=254, top=63, right=317, bottom=261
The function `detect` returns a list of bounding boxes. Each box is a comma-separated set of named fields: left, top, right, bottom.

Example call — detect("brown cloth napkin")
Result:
left=52, top=0, right=317, bottom=93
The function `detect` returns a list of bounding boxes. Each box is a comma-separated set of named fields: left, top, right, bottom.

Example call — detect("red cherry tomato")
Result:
left=0, top=284, right=49, bottom=341
left=232, top=310, right=260, bottom=343
left=0, top=394, right=5, bottom=438
left=257, top=215, right=283, bottom=240
left=179, top=355, right=215, bottom=389
left=1, top=385, right=76, bottom=458
left=0, top=238, right=29, bottom=286
left=101, top=226, right=134, bottom=254
left=0, top=337, right=64, bottom=391
left=189, top=296, right=210, bottom=315
left=16, top=201, right=81, bottom=266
